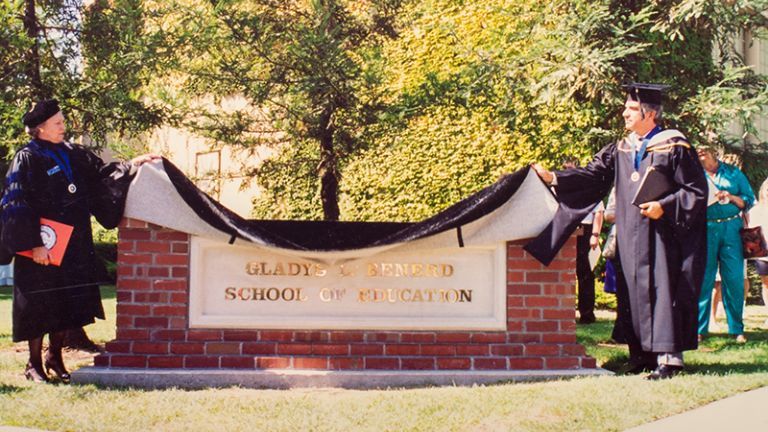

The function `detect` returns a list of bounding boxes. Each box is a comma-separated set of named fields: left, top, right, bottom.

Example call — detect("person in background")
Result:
left=697, top=146, right=755, bottom=343
left=0, top=99, right=159, bottom=383
left=563, top=160, right=605, bottom=324
left=709, top=266, right=749, bottom=332
left=747, top=177, right=768, bottom=326
left=601, top=189, right=617, bottom=295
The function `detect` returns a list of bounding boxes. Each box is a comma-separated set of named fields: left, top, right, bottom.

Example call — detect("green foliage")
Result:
left=0, top=0, right=168, bottom=162
left=149, top=0, right=404, bottom=220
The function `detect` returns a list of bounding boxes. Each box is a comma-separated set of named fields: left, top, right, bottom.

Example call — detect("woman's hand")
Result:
left=32, top=246, right=50, bottom=266
left=715, top=190, right=745, bottom=209
left=130, top=154, right=162, bottom=167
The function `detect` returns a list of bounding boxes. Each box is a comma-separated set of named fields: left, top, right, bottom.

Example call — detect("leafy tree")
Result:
left=152, top=0, right=403, bottom=220
left=0, top=0, right=167, bottom=160
left=339, top=0, right=768, bottom=221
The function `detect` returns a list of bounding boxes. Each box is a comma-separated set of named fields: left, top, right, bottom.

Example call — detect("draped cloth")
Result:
left=124, top=160, right=559, bottom=263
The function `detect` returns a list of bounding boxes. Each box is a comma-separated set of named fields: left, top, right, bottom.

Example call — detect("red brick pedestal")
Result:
left=75, top=218, right=604, bottom=388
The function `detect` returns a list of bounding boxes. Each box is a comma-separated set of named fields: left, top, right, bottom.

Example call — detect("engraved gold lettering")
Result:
left=426, top=289, right=435, bottom=302
left=320, top=288, right=332, bottom=302
left=296, top=288, right=308, bottom=301
left=412, top=289, right=424, bottom=302
left=398, top=289, right=411, bottom=302
left=238, top=287, right=251, bottom=301
left=358, top=289, right=370, bottom=302
left=411, top=263, right=424, bottom=277
left=367, top=264, right=378, bottom=277
left=287, top=262, right=302, bottom=276
left=459, top=289, right=472, bottom=302
left=266, top=288, right=280, bottom=300
left=315, top=264, right=328, bottom=277
left=260, top=262, right=271, bottom=276
left=273, top=263, right=285, bottom=276
left=225, top=287, right=236, bottom=300
left=442, top=264, right=454, bottom=277
left=427, top=264, right=439, bottom=277
left=245, top=263, right=257, bottom=275
left=354, top=288, right=471, bottom=303
left=301, top=263, right=313, bottom=276
left=339, top=264, right=354, bottom=277
left=252, top=287, right=266, bottom=301
left=381, top=263, right=394, bottom=277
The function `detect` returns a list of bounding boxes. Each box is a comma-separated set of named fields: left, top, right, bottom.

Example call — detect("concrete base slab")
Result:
left=72, top=367, right=612, bottom=389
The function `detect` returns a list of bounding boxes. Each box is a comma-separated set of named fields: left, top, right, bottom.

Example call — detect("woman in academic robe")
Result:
left=0, top=99, right=159, bottom=382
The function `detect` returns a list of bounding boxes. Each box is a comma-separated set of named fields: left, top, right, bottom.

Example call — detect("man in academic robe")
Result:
left=525, top=83, right=707, bottom=379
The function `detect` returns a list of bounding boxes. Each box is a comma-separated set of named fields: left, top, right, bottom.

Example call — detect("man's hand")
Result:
left=589, top=234, right=600, bottom=250
left=32, top=246, right=50, bottom=266
left=639, top=201, right=664, bottom=220
left=130, top=154, right=162, bottom=167
left=531, top=163, right=554, bottom=185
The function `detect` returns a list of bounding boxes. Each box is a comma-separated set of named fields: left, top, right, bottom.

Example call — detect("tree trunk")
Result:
left=317, top=106, right=340, bottom=221
left=22, top=0, right=46, bottom=99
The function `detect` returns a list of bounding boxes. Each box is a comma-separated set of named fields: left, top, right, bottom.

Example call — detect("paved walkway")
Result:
left=626, top=386, right=768, bottom=431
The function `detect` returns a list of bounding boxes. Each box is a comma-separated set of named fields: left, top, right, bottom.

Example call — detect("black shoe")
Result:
left=578, top=313, right=596, bottom=324
left=623, top=363, right=657, bottom=375
left=24, top=362, right=50, bottom=383
left=44, top=352, right=71, bottom=383
left=645, top=364, right=683, bottom=380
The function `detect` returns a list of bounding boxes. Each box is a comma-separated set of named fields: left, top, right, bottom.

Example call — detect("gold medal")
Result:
left=630, top=172, right=640, bottom=182
left=67, top=183, right=77, bottom=194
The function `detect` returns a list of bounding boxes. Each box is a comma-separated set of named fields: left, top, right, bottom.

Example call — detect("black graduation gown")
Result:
left=526, top=130, right=707, bottom=353
left=0, top=139, right=134, bottom=342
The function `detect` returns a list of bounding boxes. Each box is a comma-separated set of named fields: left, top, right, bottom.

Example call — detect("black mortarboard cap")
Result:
left=622, top=83, right=670, bottom=106
left=22, top=99, right=61, bottom=128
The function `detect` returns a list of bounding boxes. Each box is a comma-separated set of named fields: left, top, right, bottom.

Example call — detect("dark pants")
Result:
left=611, top=257, right=657, bottom=368
left=576, top=223, right=595, bottom=319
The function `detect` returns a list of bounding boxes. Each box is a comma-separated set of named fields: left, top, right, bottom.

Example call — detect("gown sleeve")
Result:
left=656, top=145, right=708, bottom=232
left=80, top=148, right=136, bottom=229
left=0, top=150, right=45, bottom=255
left=524, top=142, right=616, bottom=265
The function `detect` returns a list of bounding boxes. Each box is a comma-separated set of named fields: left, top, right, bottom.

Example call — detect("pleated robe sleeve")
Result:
left=656, top=144, right=708, bottom=235
left=79, top=147, right=136, bottom=229
left=0, top=150, right=45, bottom=257
left=524, top=143, right=616, bottom=265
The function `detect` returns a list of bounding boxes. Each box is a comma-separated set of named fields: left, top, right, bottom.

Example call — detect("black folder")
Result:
left=631, top=167, right=673, bottom=207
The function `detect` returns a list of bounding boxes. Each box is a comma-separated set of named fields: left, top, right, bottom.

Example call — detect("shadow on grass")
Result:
left=687, top=363, right=768, bottom=375
left=579, top=313, right=768, bottom=376
left=0, top=383, right=25, bottom=394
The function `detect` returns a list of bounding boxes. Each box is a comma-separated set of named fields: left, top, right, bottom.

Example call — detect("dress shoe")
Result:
left=44, top=353, right=71, bottom=383
left=622, top=363, right=657, bottom=375
left=24, top=362, right=50, bottom=383
left=645, top=364, right=683, bottom=380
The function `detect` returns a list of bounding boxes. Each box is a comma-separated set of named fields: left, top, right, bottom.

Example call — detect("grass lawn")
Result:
left=0, top=285, right=766, bottom=431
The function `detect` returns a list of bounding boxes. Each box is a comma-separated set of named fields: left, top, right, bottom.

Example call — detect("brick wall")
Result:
left=95, top=218, right=596, bottom=370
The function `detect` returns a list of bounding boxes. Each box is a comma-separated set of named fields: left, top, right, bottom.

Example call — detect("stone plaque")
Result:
left=189, top=236, right=507, bottom=330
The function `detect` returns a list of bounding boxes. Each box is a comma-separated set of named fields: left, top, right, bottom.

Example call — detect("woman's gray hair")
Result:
left=24, top=125, right=41, bottom=138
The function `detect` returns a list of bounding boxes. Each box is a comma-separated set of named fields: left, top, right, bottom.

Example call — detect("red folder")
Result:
left=17, top=218, right=74, bottom=266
